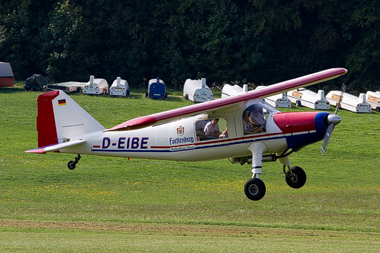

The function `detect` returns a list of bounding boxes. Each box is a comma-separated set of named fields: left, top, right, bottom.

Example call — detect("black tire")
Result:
left=68, top=161, right=76, bottom=170
left=184, top=94, right=189, bottom=100
left=244, top=178, right=266, bottom=201
left=285, top=166, right=306, bottom=189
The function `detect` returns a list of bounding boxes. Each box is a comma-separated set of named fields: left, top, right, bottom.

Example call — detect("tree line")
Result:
left=0, top=0, right=379, bottom=93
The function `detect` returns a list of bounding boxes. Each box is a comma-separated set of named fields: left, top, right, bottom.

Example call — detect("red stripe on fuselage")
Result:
left=273, top=112, right=318, bottom=134
left=37, top=91, right=59, bottom=147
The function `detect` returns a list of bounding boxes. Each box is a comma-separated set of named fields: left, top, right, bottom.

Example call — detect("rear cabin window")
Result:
left=196, top=118, right=228, bottom=141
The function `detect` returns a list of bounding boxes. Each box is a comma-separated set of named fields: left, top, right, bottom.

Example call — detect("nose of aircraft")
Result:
left=326, top=114, right=342, bottom=125
left=273, top=111, right=341, bottom=152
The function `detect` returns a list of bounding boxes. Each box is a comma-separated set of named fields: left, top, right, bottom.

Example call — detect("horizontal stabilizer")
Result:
left=25, top=139, right=86, bottom=154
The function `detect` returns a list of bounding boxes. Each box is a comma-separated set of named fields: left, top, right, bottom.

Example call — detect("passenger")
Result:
left=248, top=105, right=265, bottom=133
left=196, top=120, right=208, bottom=141
left=204, top=118, right=228, bottom=139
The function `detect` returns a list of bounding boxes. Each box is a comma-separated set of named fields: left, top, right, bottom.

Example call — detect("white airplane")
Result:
left=26, top=68, right=347, bottom=201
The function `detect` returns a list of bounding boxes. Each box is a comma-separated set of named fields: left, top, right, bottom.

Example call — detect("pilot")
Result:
left=248, top=105, right=265, bottom=133
left=243, top=109, right=258, bottom=134
left=204, top=118, right=228, bottom=138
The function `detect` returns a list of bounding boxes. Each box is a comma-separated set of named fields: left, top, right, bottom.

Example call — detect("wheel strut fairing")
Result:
left=273, top=111, right=330, bottom=151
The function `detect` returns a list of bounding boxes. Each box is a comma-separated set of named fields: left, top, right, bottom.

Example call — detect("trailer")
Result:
left=83, top=76, right=109, bottom=95
left=109, top=77, right=130, bottom=97
left=221, top=84, right=248, bottom=98
left=265, top=93, right=292, bottom=108
left=287, top=89, right=330, bottom=109
left=365, top=91, right=380, bottom=112
left=255, top=86, right=291, bottom=108
left=326, top=91, right=371, bottom=113
left=183, top=78, right=213, bottom=102
left=146, top=78, right=166, bottom=99
left=0, top=62, right=14, bottom=87
left=44, top=81, right=86, bottom=93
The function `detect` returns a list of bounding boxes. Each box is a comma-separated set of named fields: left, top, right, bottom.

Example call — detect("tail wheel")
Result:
left=285, top=166, right=306, bottom=188
left=244, top=178, right=266, bottom=201
left=67, top=154, right=81, bottom=170
left=68, top=161, right=76, bottom=170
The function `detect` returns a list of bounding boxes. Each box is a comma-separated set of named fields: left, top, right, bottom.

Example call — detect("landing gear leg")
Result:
left=244, top=142, right=267, bottom=201
left=68, top=154, right=81, bottom=170
left=280, top=156, right=306, bottom=188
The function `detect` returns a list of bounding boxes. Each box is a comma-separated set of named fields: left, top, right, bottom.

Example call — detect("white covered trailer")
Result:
left=255, top=86, right=291, bottom=108
left=287, top=89, right=330, bottom=109
left=221, top=84, right=248, bottom=98
left=83, top=76, right=109, bottom=95
left=326, top=91, right=371, bottom=113
left=365, top=91, right=380, bottom=112
left=109, top=77, right=130, bottom=97
left=265, top=93, right=292, bottom=108
left=183, top=78, right=213, bottom=102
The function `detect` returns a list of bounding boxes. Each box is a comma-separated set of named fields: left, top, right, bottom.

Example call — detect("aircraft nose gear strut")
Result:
left=284, top=165, right=307, bottom=188
left=280, top=156, right=306, bottom=188
left=68, top=154, right=81, bottom=170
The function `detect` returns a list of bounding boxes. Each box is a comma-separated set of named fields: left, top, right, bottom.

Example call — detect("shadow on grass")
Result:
left=0, top=86, right=29, bottom=94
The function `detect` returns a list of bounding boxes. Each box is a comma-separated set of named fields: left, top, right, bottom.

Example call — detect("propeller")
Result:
left=320, top=84, right=345, bottom=154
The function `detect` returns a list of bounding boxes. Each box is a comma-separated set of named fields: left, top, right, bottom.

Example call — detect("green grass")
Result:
left=0, top=83, right=380, bottom=252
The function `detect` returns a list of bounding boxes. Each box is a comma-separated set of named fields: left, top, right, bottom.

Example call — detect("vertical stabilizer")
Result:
left=36, top=90, right=105, bottom=147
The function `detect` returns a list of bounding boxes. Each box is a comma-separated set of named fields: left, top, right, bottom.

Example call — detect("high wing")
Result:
left=108, top=68, right=347, bottom=131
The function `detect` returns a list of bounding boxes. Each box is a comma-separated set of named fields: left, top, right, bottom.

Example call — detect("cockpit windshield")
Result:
left=242, top=100, right=279, bottom=135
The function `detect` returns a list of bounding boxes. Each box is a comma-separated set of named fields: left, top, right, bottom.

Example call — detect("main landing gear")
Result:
left=244, top=143, right=307, bottom=201
left=244, top=178, right=266, bottom=201
left=67, top=154, right=81, bottom=170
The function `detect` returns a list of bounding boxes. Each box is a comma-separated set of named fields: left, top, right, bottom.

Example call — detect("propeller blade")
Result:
left=321, top=123, right=335, bottom=155
left=320, top=114, right=342, bottom=154
left=321, top=83, right=344, bottom=154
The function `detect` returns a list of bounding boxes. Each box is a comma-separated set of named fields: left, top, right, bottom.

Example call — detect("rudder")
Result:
left=36, top=91, right=105, bottom=147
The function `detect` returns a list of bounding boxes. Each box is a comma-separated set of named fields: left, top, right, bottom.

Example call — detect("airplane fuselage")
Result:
left=63, top=109, right=330, bottom=162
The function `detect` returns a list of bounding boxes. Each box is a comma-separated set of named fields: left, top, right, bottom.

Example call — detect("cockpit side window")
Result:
left=242, top=101, right=277, bottom=135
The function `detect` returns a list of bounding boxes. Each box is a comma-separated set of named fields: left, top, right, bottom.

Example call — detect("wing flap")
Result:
left=25, top=139, right=86, bottom=154
left=108, top=68, right=347, bottom=131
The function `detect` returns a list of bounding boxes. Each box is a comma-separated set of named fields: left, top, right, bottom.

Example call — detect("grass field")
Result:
left=1, top=83, right=380, bottom=252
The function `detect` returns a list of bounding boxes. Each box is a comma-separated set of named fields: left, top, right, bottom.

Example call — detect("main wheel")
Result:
left=285, top=166, right=306, bottom=188
left=68, top=161, right=76, bottom=170
left=244, top=178, right=266, bottom=201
